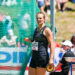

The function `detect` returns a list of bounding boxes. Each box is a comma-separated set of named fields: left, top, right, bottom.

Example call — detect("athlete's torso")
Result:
left=32, top=26, right=49, bottom=58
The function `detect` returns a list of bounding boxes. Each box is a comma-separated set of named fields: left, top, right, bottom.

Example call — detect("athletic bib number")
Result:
left=32, top=41, right=38, bottom=51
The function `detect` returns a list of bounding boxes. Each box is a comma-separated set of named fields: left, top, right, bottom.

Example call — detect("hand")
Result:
left=52, top=67, right=56, bottom=72
left=49, top=59, right=54, bottom=70
left=24, top=38, right=30, bottom=42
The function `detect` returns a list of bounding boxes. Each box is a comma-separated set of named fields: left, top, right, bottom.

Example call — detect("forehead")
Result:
left=37, top=13, right=44, bottom=17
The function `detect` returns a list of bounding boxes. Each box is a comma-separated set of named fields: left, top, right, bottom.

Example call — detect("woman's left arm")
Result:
left=44, top=27, right=54, bottom=65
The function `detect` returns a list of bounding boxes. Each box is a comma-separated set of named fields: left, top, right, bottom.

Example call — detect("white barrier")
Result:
left=0, top=47, right=28, bottom=75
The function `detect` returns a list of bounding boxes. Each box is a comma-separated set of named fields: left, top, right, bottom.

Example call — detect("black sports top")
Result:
left=32, top=26, right=49, bottom=58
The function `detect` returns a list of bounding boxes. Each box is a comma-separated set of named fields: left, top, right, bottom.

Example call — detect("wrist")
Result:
left=49, top=57, right=53, bottom=60
left=29, top=39, right=32, bottom=42
left=50, top=55, right=54, bottom=59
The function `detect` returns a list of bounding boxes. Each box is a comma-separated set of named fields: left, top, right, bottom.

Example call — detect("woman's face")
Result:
left=37, top=13, right=45, bottom=26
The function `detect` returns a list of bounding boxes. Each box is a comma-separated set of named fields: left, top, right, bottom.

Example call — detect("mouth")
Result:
left=38, top=21, right=42, bottom=23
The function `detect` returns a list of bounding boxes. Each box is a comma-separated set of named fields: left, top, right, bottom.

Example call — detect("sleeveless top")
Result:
left=32, top=26, right=49, bottom=59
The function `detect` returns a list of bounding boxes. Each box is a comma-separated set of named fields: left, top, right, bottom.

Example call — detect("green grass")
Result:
left=54, top=1, right=75, bottom=44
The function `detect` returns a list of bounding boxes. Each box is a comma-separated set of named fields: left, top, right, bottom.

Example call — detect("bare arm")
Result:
left=45, top=0, right=50, bottom=6
left=24, top=38, right=32, bottom=43
left=45, top=0, right=50, bottom=3
left=44, top=27, right=54, bottom=64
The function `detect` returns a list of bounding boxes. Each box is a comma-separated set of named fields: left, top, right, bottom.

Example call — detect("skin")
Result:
left=45, top=0, right=50, bottom=6
left=36, top=0, right=46, bottom=15
left=24, top=12, right=54, bottom=75
left=56, top=0, right=68, bottom=11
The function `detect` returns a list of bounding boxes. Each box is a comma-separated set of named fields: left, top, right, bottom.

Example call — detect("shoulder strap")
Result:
left=40, top=26, right=47, bottom=33
left=43, top=26, right=47, bottom=30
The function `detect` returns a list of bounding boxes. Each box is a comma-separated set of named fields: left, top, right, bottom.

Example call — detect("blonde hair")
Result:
left=37, top=12, right=45, bottom=19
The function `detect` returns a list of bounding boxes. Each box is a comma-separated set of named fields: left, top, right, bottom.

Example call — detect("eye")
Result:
left=37, top=18, right=42, bottom=19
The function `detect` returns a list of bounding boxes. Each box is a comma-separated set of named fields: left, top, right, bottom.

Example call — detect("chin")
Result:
left=38, top=23, right=42, bottom=25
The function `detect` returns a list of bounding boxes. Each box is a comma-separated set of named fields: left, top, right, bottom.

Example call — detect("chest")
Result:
left=34, top=29, right=46, bottom=42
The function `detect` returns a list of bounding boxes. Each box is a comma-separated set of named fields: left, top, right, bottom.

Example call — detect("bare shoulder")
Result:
left=45, top=27, right=52, bottom=34
left=44, top=27, right=52, bottom=36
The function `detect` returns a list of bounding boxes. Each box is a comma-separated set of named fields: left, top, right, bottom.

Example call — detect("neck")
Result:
left=38, top=23, right=45, bottom=29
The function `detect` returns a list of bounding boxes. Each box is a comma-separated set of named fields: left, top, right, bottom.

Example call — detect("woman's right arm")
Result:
left=24, top=38, right=32, bottom=43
